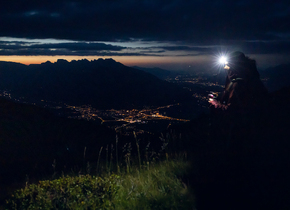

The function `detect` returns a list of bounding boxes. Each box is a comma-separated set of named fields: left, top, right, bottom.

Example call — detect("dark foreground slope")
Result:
left=0, top=97, right=116, bottom=201
left=165, top=85, right=290, bottom=210
left=0, top=59, right=192, bottom=109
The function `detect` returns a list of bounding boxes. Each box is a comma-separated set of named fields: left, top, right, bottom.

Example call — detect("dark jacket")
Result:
left=213, top=66, right=268, bottom=115
left=209, top=63, right=268, bottom=146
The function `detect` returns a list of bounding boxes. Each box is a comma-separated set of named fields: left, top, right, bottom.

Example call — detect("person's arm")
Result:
left=209, top=98, right=231, bottom=111
left=209, top=82, right=241, bottom=112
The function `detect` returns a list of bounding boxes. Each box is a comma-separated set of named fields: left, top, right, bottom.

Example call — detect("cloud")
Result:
left=1, top=38, right=289, bottom=57
left=29, top=42, right=126, bottom=51
left=0, top=41, right=129, bottom=55
left=0, top=0, right=289, bottom=61
left=240, top=40, right=290, bottom=54
left=0, top=49, right=158, bottom=56
left=0, top=0, right=289, bottom=44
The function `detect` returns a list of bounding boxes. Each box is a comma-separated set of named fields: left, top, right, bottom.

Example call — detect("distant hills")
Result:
left=0, top=59, right=192, bottom=109
left=131, top=66, right=172, bottom=80
left=260, top=63, right=290, bottom=92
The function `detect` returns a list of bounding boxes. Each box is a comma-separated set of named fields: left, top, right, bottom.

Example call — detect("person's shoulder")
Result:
left=231, top=78, right=245, bottom=87
left=231, top=78, right=244, bottom=83
left=231, top=78, right=247, bottom=92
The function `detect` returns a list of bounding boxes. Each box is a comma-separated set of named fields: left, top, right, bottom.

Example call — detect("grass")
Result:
left=4, top=134, right=196, bottom=210
left=114, top=159, right=194, bottom=210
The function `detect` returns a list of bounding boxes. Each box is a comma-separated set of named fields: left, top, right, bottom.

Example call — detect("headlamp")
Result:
left=217, top=56, right=230, bottom=70
left=216, top=52, right=245, bottom=70
left=219, top=56, right=228, bottom=65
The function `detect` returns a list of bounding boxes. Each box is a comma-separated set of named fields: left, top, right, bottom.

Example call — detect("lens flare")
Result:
left=219, top=56, right=228, bottom=65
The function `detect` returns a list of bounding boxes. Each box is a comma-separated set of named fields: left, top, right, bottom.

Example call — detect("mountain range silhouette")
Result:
left=0, top=59, right=192, bottom=109
left=131, top=66, right=172, bottom=80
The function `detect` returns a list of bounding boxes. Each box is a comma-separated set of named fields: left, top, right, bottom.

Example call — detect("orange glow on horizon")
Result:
left=0, top=55, right=208, bottom=70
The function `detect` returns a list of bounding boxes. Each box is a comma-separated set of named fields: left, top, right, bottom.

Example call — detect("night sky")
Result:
left=0, top=0, right=289, bottom=70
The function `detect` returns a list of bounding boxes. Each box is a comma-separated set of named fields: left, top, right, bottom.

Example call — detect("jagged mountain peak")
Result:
left=0, top=59, right=192, bottom=109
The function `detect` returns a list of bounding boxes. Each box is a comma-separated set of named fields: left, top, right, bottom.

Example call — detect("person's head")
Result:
left=224, top=51, right=259, bottom=79
left=224, top=51, right=246, bottom=70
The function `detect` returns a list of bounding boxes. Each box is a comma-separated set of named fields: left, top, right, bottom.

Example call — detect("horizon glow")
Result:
left=0, top=55, right=209, bottom=70
left=0, top=36, right=288, bottom=70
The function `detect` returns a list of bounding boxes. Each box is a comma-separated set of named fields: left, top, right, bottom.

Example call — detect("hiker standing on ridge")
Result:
left=208, top=51, right=268, bottom=147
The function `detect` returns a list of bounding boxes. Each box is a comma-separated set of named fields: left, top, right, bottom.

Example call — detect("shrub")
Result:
left=6, top=174, right=120, bottom=209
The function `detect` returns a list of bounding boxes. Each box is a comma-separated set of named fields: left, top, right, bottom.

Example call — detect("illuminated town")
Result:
left=0, top=74, right=225, bottom=135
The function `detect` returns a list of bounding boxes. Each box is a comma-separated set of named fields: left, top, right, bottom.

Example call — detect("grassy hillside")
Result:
left=5, top=159, right=194, bottom=209
left=2, top=86, right=290, bottom=209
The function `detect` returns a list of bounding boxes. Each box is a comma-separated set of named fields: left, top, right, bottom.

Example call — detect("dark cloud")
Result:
left=0, top=0, right=289, bottom=42
left=157, top=46, right=202, bottom=51
left=156, top=46, right=214, bottom=52
left=0, top=0, right=289, bottom=59
left=1, top=39, right=290, bottom=57
left=0, top=49, right=155, bottom=56
left=0, top=41, right=128, bottom=55
left=240, top=40, right=290, bottom=54
left=28, top=42, right=125, bottom=51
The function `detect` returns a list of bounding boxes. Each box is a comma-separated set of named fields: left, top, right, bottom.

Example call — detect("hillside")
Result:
left=131, top=66, right=172, bottom=80
left=260, top=63, right=290, bottom=91
left=0, top=59, right=192, bottom=109
left=0, top=97, right=116, bottom=194
left=1, top=75, right=290, bottom=209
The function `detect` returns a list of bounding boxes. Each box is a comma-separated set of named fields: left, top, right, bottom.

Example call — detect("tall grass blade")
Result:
left=96, top=146, right=103, bottom=174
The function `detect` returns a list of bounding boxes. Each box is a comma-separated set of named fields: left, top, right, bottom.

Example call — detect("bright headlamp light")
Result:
left=219, top=56, right=228, bottom=65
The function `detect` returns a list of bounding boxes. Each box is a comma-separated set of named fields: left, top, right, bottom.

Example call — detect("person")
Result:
left=200, top=52, right=290, bottom=210
left=208, top=51, right=268, bottom=148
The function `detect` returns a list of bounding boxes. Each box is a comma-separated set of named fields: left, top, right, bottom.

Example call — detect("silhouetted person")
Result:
left=193, top=52, right=290, bottom=210
left=208, top=51, right=268, bottom=148
left=194, top=51, right=269, bottom=209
